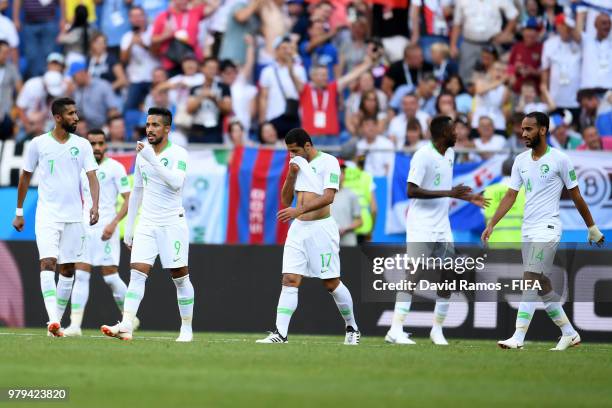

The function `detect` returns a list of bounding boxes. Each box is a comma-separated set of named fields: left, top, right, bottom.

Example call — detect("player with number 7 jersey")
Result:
left=100, top=108, right=194, bottom=342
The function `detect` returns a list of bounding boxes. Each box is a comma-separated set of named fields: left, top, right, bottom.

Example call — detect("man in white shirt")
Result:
left=483, top=111, right=605, bottom=351
left=388, top=93, right=431, bottom=150
left=258, top=36, right=307, bottom=138
left=64, top=129, right=134, bottom=337
left=386, top=115, right=487, bottom=346
left=474, top=116, right=507, bottom=159
left=578, top=13, right=612, bottom=90
left=0, top=10, right=19, bottom=63
left=101, top=107, right=194, bottom=342
left=357, top=116, right=395, bottom=177
left=12, top=97, right=100, bottom=337
left=541, top=14, right=581, bottom=112
left=450, top=0, right=518, bottom=82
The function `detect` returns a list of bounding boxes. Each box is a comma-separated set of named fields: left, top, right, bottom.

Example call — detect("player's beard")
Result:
left=526, top=135, right=541, bottom=148
left=62, top=121, right=77, bottom=133
left=147, top=134, right=164, bottom=145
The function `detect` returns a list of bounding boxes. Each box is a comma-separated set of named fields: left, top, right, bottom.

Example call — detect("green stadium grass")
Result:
left=0, top=329, right=610, bottom=408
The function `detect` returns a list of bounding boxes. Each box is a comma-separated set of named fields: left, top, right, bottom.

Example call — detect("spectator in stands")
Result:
left=578, top=13, right=612, bottom=91
left=186, top=57, right=232, bottom=143
left=411, top=0, right=453, bottom=63
left=142, top=67, right=170, bottom=111
left=549, top=112, right=582, bottom=150
left=0, top=1, right=19, bottom=64
left=472, top=61, right=511, bottom=132
left=413, top=73, right=437, bottom=116
left=577, top=126, right=603, bottom=151
left=228, top=119, right=247, bottom=146
left=474, top=45, right=499, bottom=75
left=338, top=15, right=368, bottom=75
left=70, top=61, right=121, bottom=129
left=404, top=118, right=427, bottom=149
left=347, top=89, right=388, bottom=137
left=258, top=121, right=283, bottom=147
left=16, top=53, right=67, bottom=131
left=151, top=0, right=209, bottom=76
left=577, top=89, right=600, bottom=132
left=258, top=35, right=306, bottom=139
left=58, top=5, right=96, bottom=67
left=156, top=53, right=204, bottom=113
left=539, top=0, right=564, bottom=39
left=287, top=0, right=308, bottom=42
left=382, top=44, right=433, bottom=96
left=454, top=117, right=479, bottom=163
left=259, top=0, right=291, bottom=57
left=443, top=74, right=472, bottom=115
left=300, top=45, right=378, bottom=144
left=0, top=40, right=22, bottom=140
left=430, top=42, right=456, bottom=84
left=121, top=6, right=159, bottom=111
left=20, top=109, right=46, bottom=141
left=435, top=92, right=458, bottom=120
left=218, top=0, right=261, bottom=66
left=299, top=18, right=339, bottom=80
left=506, top=112, right=527, bottom=152
left=508, top=18, right=543, bottom=94
left=106, top=115, right=127, bottom=142
left=450, top=0, right=518, bottom=82
left=516, top=81, right=555, bottom=114
left=88, top=33, right=128, bottom=93
left=331, top=160, right=362, bottom=247
left=388, top=93, right=430, bottom=149
left=12, top=0, right=64, bottom=79
left=541, top=13, right=581, bottom=120
left=99, top=0, right=130, bottom=58
left=356, top=116, right=394, bottom=177
left=344, top=71, right=388, bottom=134
left=474, top=116, right=507, bottom=159
left=75, top=117, right=89, bottom=136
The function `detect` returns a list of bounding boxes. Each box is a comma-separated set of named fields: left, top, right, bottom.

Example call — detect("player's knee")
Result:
left=59, top=264, right=75, bottom=277
left=281, top=274, right=300, bottom=287
left=100, top=266, right=118, bottom=276
left=322, top=278, right=340, bottom=292
left=40, top=258, right=56, bottom=271
left=170, top=267, right=188, bottom=279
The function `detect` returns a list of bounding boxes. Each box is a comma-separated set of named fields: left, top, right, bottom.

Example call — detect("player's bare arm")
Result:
left=280, top=163, right=299, bottom=207
left=86, top=170, right=100, bottom=226
left=12, top=170, right=33, bottom=232
left=407, top=182, right=472, bottom=200
left=481, top=188, right=519, bottom=243
left=102, top=191, right=130, bottom=241
left=567, top=186, right=605, bottom=246
left=277, top=188, right=335, bottom=222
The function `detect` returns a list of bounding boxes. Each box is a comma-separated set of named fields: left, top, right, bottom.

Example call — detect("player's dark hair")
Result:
left=51, top=97, right=76, bottom=116
left=285, top=128, right=312, bottom=147
left=525, top=111, right=549, bottom=133
left=147, top=107, right=172, bottom=126
left=0, top=40, right=9, bottom=49
left=430, top=115, right=453, bottom=140
left=87, top=128, right=106, bottom=138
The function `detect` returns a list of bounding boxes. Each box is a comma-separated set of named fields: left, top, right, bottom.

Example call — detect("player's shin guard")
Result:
left=389, top=292, right=412, bottom=333
left=121, top=270, right=147, bottom=331
left=331, top=282, right=358, bottom=330
left=69, top=270, right=90, bottom=328
left=40, top=271, right=58, bottom=323
left=512, top=289, right=537, bottom=343
left=172, top=275, right=194, bottom=330
left=433, top=297, right=450, bottom=328
left=276, top=286, right=298, bottom=338
left=103, top=273, right=128, bottom=312
left=56, top=274, right=74, bottom=322
left=542, top=291, right=576, bottom=336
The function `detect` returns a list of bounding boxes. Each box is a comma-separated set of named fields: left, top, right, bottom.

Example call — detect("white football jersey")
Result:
left=134, top=141, right=188, bottom=226
left=406, top=142, right=455, bottom=235
left=303, top=151, right=341, bottom=193
left=23, top=132, right=98, bottom=223
left=509, top=146, right=578, bottom=235
left=81, top=157, right=131, bottom=225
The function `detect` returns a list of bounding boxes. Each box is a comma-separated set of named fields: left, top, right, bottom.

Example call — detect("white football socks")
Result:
left=56, top=274, right=74, bottom=322
left=275, top=286, right=298, bottom=338
left=121, top=270, right=148, bottom=331
left=69, top=270, right=90, bottom=328
left=40, top=271, right=58, bottom=323
left=542, top=291, right=576, bottom=336
left=390, top=292, right=412, bottom=333
left=433, top=297, right=450, bottom=329
left=330, top=282, right=358, bottom=330
left=173, top=275, right=195, bottom=332
left=103, top=273, right=128, bottom=312
left=512, top=289, right=538, bottom=343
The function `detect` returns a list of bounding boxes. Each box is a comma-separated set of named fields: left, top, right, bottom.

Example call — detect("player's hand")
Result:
left=12, top=216, right=24, bottom=232
left=138, top=142, right=156, bottom=163
left=277, top=207, right=301, bottom=223
left=90, top=207, right=99, bottom=226
left=101, top=222, right=117, bottom=241
left=588, top=225, right=605, bottom=247
left=136, top=141, right=145, bottom=153
left=469, top=194, right=491, bottom=208
left=481, top=225, right=494, bottom=244
left=450, top=183, right=472, bottom=200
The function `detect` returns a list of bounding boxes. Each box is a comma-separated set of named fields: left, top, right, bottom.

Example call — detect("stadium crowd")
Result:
left=0, top=0, right=611, bottom=174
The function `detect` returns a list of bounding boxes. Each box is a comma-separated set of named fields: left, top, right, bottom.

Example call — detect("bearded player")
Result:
left=257, top=128, right=360, bottom=345
left=12, top=97, right=99, bottom=337
left=101, top=107, right=194, bottom=342
left=482, top=111, right=605, bottom=351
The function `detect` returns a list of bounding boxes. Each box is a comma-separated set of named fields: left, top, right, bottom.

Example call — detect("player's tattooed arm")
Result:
left=12, top=170, right=33, bottom=232
left=481, top=188, right=519, bottom=243
left=86, top=170, right=100, bottom=226
left=568, top=186, right=605, bottom=246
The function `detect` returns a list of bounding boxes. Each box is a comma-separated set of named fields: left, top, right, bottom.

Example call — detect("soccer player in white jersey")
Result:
left=482, top=111, right=605, bottom=351
left=63, top=129, right=134, bottom=336
left=386, top=116, right=488, bottom=346
left=101, top=107, right=194, bottom=342
left=257, top=128, right=360, bottom=345
left=12, top=97, right=100, bottom=337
